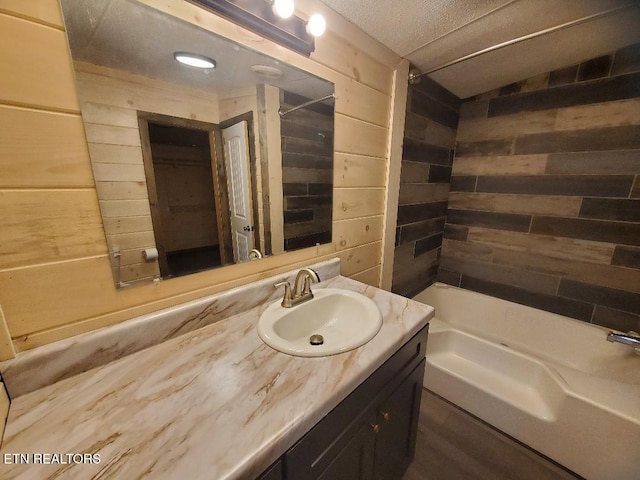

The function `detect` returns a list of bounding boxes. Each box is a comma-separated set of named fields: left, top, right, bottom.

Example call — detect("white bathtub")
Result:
left=415, top=283, right=640, bottom=480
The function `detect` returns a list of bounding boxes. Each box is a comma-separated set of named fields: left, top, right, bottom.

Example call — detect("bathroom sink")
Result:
left=257, top=288, right=382, bottom=357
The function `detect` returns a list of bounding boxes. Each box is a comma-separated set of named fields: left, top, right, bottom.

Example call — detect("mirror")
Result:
left=60, top=0, right=335, bottom=287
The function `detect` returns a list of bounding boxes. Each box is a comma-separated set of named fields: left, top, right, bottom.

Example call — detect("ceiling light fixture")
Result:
left=272, top=0, right=294, bottom=19
left=306, top=14, right=326, bottom=37
left=251, top=64, right=284, bottom=79
left=173, top=52, right=216, bottom=69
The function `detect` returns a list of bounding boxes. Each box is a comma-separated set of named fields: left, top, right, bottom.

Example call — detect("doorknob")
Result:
left=242, top=225, right=254, bottom=231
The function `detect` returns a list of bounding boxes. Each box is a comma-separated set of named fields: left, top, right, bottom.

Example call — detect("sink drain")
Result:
left=309, top=334, right=324, bottom=346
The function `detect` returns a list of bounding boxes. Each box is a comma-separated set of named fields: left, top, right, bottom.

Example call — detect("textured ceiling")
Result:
left=319, top=0, right=640, bottom=98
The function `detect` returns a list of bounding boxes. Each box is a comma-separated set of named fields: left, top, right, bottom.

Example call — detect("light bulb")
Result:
left=273, top=0, right=294, bottom=19
left=174, top=52, right=216, bottom=69
left=306, top=13, right=326, bottom=37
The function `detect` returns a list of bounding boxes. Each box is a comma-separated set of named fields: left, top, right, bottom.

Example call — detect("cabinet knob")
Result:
left=370, top=423, right=379, bottom=433
left=379, top=410, right=390, bottom=422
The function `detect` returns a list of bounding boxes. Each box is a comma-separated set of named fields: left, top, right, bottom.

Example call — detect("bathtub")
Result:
left=414, top=283, right=640, bottom=480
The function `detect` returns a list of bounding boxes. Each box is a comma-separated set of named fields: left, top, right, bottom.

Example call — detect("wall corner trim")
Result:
left=0, top=306, right=16, bottom=362
left=380, top=59, right=410, bottom=290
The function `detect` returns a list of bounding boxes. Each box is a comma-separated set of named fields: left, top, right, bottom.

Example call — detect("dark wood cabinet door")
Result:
left=373, top=359, right=425, bottom=480
left=257, top=459, right=283, bottom=480
left=318, top=417, right=376, bottom=480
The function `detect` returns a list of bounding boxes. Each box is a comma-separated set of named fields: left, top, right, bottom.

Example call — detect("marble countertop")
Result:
left=0, top=276, right=433, bottom=479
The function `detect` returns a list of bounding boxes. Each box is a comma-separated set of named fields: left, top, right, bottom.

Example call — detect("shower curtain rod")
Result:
left=279, top=93, right=336, bottom=116
left=409, top=3, right=634, bottom=82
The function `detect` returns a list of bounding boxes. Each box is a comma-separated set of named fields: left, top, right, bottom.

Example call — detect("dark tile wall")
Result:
left=439, top=42, right=640, bottom=332
left=392, top=77, right=460, bottom=297
left=280, top=91, right=334, bottom=250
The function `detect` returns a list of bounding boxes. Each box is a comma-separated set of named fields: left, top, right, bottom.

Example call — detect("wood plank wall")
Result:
left=281, top=91, right=334, bottom=250
left=0, top=0, right=401, bottom=355
left=392, top=78, right=460, bottom=297
left=439, top=43, right=640, bottom=332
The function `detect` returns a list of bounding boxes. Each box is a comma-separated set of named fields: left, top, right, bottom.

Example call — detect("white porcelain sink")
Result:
left=257, top=288, right=382, bottom=357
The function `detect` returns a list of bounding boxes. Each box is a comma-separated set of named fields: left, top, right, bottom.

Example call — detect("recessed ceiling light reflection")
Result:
left=173, top=52, right=216, bottom=69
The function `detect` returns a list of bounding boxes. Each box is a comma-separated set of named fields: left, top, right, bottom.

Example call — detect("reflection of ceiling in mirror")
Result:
left=60, top=0, right=334, bottom=99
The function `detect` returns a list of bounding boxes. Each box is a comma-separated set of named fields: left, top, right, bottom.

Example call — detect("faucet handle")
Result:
left=301, top=276, right=314, bottom=295
left=274, top=281, right=293, bottom=308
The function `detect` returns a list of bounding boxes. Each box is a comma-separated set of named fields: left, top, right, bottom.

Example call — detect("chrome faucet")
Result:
left=606, top=332, right=640, bottom=348
left=275, top=268, right=320, bottom=308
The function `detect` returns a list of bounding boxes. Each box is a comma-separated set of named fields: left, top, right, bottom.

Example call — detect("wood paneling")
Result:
left=439, top=257, right=559, bottom=296
left=0, top=190, right=107, bottom=269
left=0, top=306, right=16, bottom=361
left=398, top=218, right=446, bottom=245
left=452, top=155, right=547, bottom=176
left=467, top=227, right=614, bottom=265
left=397, top=202, right=448, bottom=226
left=457, top=110, right=556, bottom=142
left=0, top=13, right=79, bottom=112
left=335, top=114, right=388, bottom=158
left=402, top=138, right=452, bottom=165
left=592, top=306, right=640, bottom=333
left=461, top=275, right=594, bottom=321
left=442, top=45, right=640, bottom=330
left=611, top=246, right=640, bottom=269
left=334, top=188, right=385, bottom=220
left=0, top=1, right=401, bottom=350
left=448, top=192, right=581, bottom=217
left=350, top=265, right=381, bottom=287
left=455, top=139, right=513, bottom=157
left=576, top=55, right=613, bottom=82
left=398, top=184, right=449, bottom=206
left=0, top=0, right=63, bottom=27
left=475, top=174, right=633, bottom=197
left=391, top=78, right=460, bottom=296
left=312, top=30, right=393, bottom=95
left=548, top=65, right=578, bottom=88
left=443, top=224, right=468, bottom=242
left=579, top=198, right=640, bottom=222
left=334, top=153, right=387, bottom=188
left=334, top=216, right=384, bottom=251
left=400, top=162, right=431, bottom=184
left=492, top=248, right=640, bottom=294
left=427, top=165, right=452, bottom=184
left=337, top=242, right=381, bottom=277
left=404, top=112, right=457, bottom=149
left=611, top=43, right=640, bottom=76
left=530, top=216, right=640, bottom=246
left=74, top=68, right=219, bottom=123
left=446, top=209, right=531, bottom=232
left=450, top=176, right=476, bottom=192
left=558, top=279, right=640, bottom=315
left=545, top=150, right=640, bottom=175
left=0, top=105, right=94, bottom=188
left=96, top=182, right=148, bottom=201
left=335, top=79, right=390, bottom=128
left=488, top=72, right=640, bottom=117
left=555, top=97, right=640, bottom=131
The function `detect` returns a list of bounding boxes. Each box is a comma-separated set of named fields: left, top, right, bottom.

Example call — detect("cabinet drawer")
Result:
left=284, top=325, right=428, bottom=479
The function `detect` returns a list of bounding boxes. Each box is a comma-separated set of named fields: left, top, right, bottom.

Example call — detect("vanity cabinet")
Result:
left=258, top=325, right=428, bottom=480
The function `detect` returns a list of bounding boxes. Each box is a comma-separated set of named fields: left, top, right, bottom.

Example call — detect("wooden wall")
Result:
left=439, top=43, right=640, bottom=332
left=281, top=91, right=334, bottom=250
left=392, top=78, right=460, bottom=297
left=0, top=0, right=402, bottom=355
